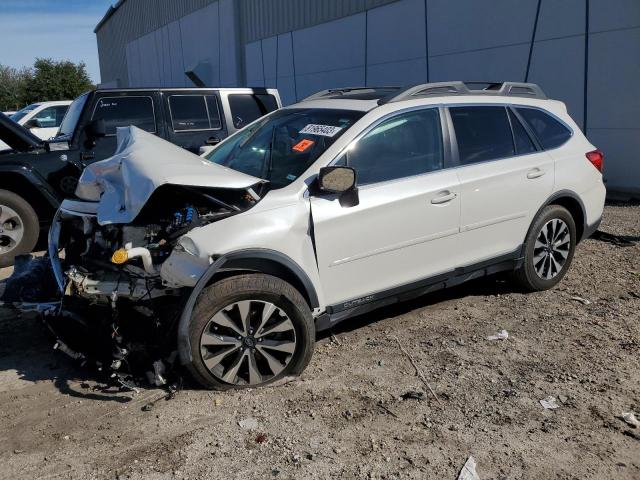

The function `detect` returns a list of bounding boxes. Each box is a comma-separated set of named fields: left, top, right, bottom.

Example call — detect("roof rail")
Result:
left=301, top=86, right=401, bottom=102
left=377, top=81, right=547, bottom=105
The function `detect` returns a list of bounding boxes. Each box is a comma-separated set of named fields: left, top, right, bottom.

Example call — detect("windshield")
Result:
left=205, top=108, right=364, bottom=189
left=57, top=92, right=89, bottom=137
left=10, top=104, right=39, bottom=122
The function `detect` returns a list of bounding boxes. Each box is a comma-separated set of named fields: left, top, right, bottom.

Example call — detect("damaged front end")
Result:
left=2, top=127, right=265, bottom=386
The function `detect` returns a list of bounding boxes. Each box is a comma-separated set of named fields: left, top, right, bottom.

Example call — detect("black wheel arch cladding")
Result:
left=176, top=248, right=319, bottom=365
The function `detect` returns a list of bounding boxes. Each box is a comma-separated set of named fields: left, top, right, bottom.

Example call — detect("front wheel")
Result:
left=514, top=205, right=576, bottom=291
left=186, top=274, right=315, bottom=390
left=0, top=189, right=39, bottom=268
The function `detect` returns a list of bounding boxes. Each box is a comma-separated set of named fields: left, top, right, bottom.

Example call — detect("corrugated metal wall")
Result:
left=239, top=0, right=399, bottom=43
left=95, top=0, right=400, bottom=86
left=96, top=0, right=219, bottom=85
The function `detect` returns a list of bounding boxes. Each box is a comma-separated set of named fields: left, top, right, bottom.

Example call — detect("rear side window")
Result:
left=450, top=106, right=514, bottom=164
left=508, top=109, right=536, bottom=155
left=341, top=108, right=444, bottom=185
left=229, top=94, right=278, bottom=129
left=169, top=95, right=222, bottom=131
left=92, top=96, right=156, bottom=135
left=516, top=107, right=571, bottom=149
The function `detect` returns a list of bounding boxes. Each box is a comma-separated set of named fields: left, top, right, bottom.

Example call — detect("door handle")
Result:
left=431, top=191, right=457, bottom=204
left=527, top=168, right=545, bottom=179
left=206, top=137, right=221, bottom=145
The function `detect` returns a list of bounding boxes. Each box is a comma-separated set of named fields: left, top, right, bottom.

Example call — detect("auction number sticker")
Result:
left=292, top=139, right=315, bottom=152
left=299, top=124, right=343, bottom=137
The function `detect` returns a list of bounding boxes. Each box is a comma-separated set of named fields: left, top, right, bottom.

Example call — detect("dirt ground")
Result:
left=0, top=204, right=638, bottom=480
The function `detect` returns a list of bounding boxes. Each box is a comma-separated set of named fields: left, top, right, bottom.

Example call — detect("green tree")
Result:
left=0, top=65, right=31, bottom=112
left=22, top=58, right=94, bottom=105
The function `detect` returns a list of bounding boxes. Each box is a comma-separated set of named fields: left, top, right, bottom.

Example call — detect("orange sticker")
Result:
left=292, top=139, right=315, bottom=152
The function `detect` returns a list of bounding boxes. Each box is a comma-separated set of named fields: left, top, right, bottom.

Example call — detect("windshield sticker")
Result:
left=286, top=174, right=297, bottom=181
left=299, top=124, right=343, bottom=137
left=292, top=139, right=315, bottom=152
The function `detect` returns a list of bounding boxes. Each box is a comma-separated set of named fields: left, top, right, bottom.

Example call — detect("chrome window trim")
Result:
left=321, top=102, right=570, bottom=189
left=91, top=95, right=157, bottom=137
left=167, top=94, right=223, bottom=133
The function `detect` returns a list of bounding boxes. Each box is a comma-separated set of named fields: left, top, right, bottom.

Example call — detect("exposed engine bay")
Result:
left=61, top=184, right=258, bottom=302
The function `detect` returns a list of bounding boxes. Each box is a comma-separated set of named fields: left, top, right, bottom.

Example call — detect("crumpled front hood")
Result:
left=75, top=126, right=263, bottom=224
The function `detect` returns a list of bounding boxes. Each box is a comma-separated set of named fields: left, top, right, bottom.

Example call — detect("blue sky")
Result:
left=0, top=0, right=115, bottom=83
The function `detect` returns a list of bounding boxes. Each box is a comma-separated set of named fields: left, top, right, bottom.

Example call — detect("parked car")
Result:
left=0, top=101, right=72, bottom=151
left=37, top=82, right=605, bottom=390
left=0, top=87, right=281, bottom=266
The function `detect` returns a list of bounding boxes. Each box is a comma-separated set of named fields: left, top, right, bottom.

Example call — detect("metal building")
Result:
left=95, top=0, right=640, bottom=198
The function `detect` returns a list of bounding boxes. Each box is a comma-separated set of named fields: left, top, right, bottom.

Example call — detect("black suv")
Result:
left=0, top=87, right=281, bottom=266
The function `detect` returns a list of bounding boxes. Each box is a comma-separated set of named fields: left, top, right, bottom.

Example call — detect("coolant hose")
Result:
left=125, top=247, right=156, bottom=274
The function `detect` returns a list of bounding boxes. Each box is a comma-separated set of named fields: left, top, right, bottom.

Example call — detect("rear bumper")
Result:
left=582, top=215, right=602, bottom=241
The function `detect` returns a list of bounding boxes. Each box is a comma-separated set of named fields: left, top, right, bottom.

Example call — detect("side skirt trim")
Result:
left=316, top=247, right=522, bottom=332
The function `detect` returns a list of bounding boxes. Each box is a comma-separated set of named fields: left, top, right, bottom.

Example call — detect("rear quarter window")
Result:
left=516, top=107, right=572, bottom=150
left=229, top=94, right=279, bottom=129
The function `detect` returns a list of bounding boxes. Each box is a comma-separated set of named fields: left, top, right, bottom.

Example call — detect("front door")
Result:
left=82, top=92, right=160, bottom=164
left=310, top=107, right=462, bottom=308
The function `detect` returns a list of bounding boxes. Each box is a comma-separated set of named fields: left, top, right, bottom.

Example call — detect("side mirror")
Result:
left=318, top=166, right=356, bottom=193
left=23, top=118, right=41, bottom=129
left=86, top=119, right=106, bottom=139
left=317, top=166, right=359, bottom=207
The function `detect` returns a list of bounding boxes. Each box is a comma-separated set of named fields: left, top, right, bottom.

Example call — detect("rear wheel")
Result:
left=514, top=205, right=576, bottom=291
left=0, top=189, right=39, bottom=268
left=187, top=274, right=315, bottom=390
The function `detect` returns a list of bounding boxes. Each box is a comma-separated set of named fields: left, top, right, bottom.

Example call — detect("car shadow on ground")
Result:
left=0, top=275, right=516, bottom=401
left=0, top=310, right=134, bottom=403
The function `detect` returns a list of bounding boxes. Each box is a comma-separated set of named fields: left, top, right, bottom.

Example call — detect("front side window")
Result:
left=92, top=96, right=156, bottom=135
left=205, top=108, right=363, bottom=189
left=339, top=108, right=444, bottom=185
left=32, top=105, right=69, bottom=128
left=516, top=107, right=571, bottom=150
left=229, top=94, right=279, bottom=129
left=450, top=106, right=515, bottom=165
left=169, top=95, right=222, bottom=131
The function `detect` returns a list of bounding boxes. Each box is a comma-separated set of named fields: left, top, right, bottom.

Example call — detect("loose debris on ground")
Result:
left=0, top=204, right=639, bottom=479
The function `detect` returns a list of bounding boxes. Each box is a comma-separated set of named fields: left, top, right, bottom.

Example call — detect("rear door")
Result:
left=310, top=107, right=462, bottom=308
left=450, top=105, right=554, bottom=265
left=163, top=91, right=228, bottom=153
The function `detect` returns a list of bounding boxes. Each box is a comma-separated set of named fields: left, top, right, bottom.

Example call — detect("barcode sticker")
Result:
left=299, top=124, right=343, bottom=137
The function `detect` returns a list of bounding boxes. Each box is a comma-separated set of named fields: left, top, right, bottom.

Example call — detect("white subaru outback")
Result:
left=46, top=82, right=605, bottom=389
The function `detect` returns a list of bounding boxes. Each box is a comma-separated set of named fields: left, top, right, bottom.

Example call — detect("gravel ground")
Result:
left=0, top=204, right=638, bottom=480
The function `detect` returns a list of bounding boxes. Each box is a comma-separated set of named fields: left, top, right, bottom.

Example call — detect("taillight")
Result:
left=586, top=149, right=604, bottom=173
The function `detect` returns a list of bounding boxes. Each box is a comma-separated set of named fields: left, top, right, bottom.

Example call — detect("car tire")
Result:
left=186, top=273, right=315, bottom=390
left=0, top=189, right=39, bottom=268
left=514, top=205, right=576, bottom=291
